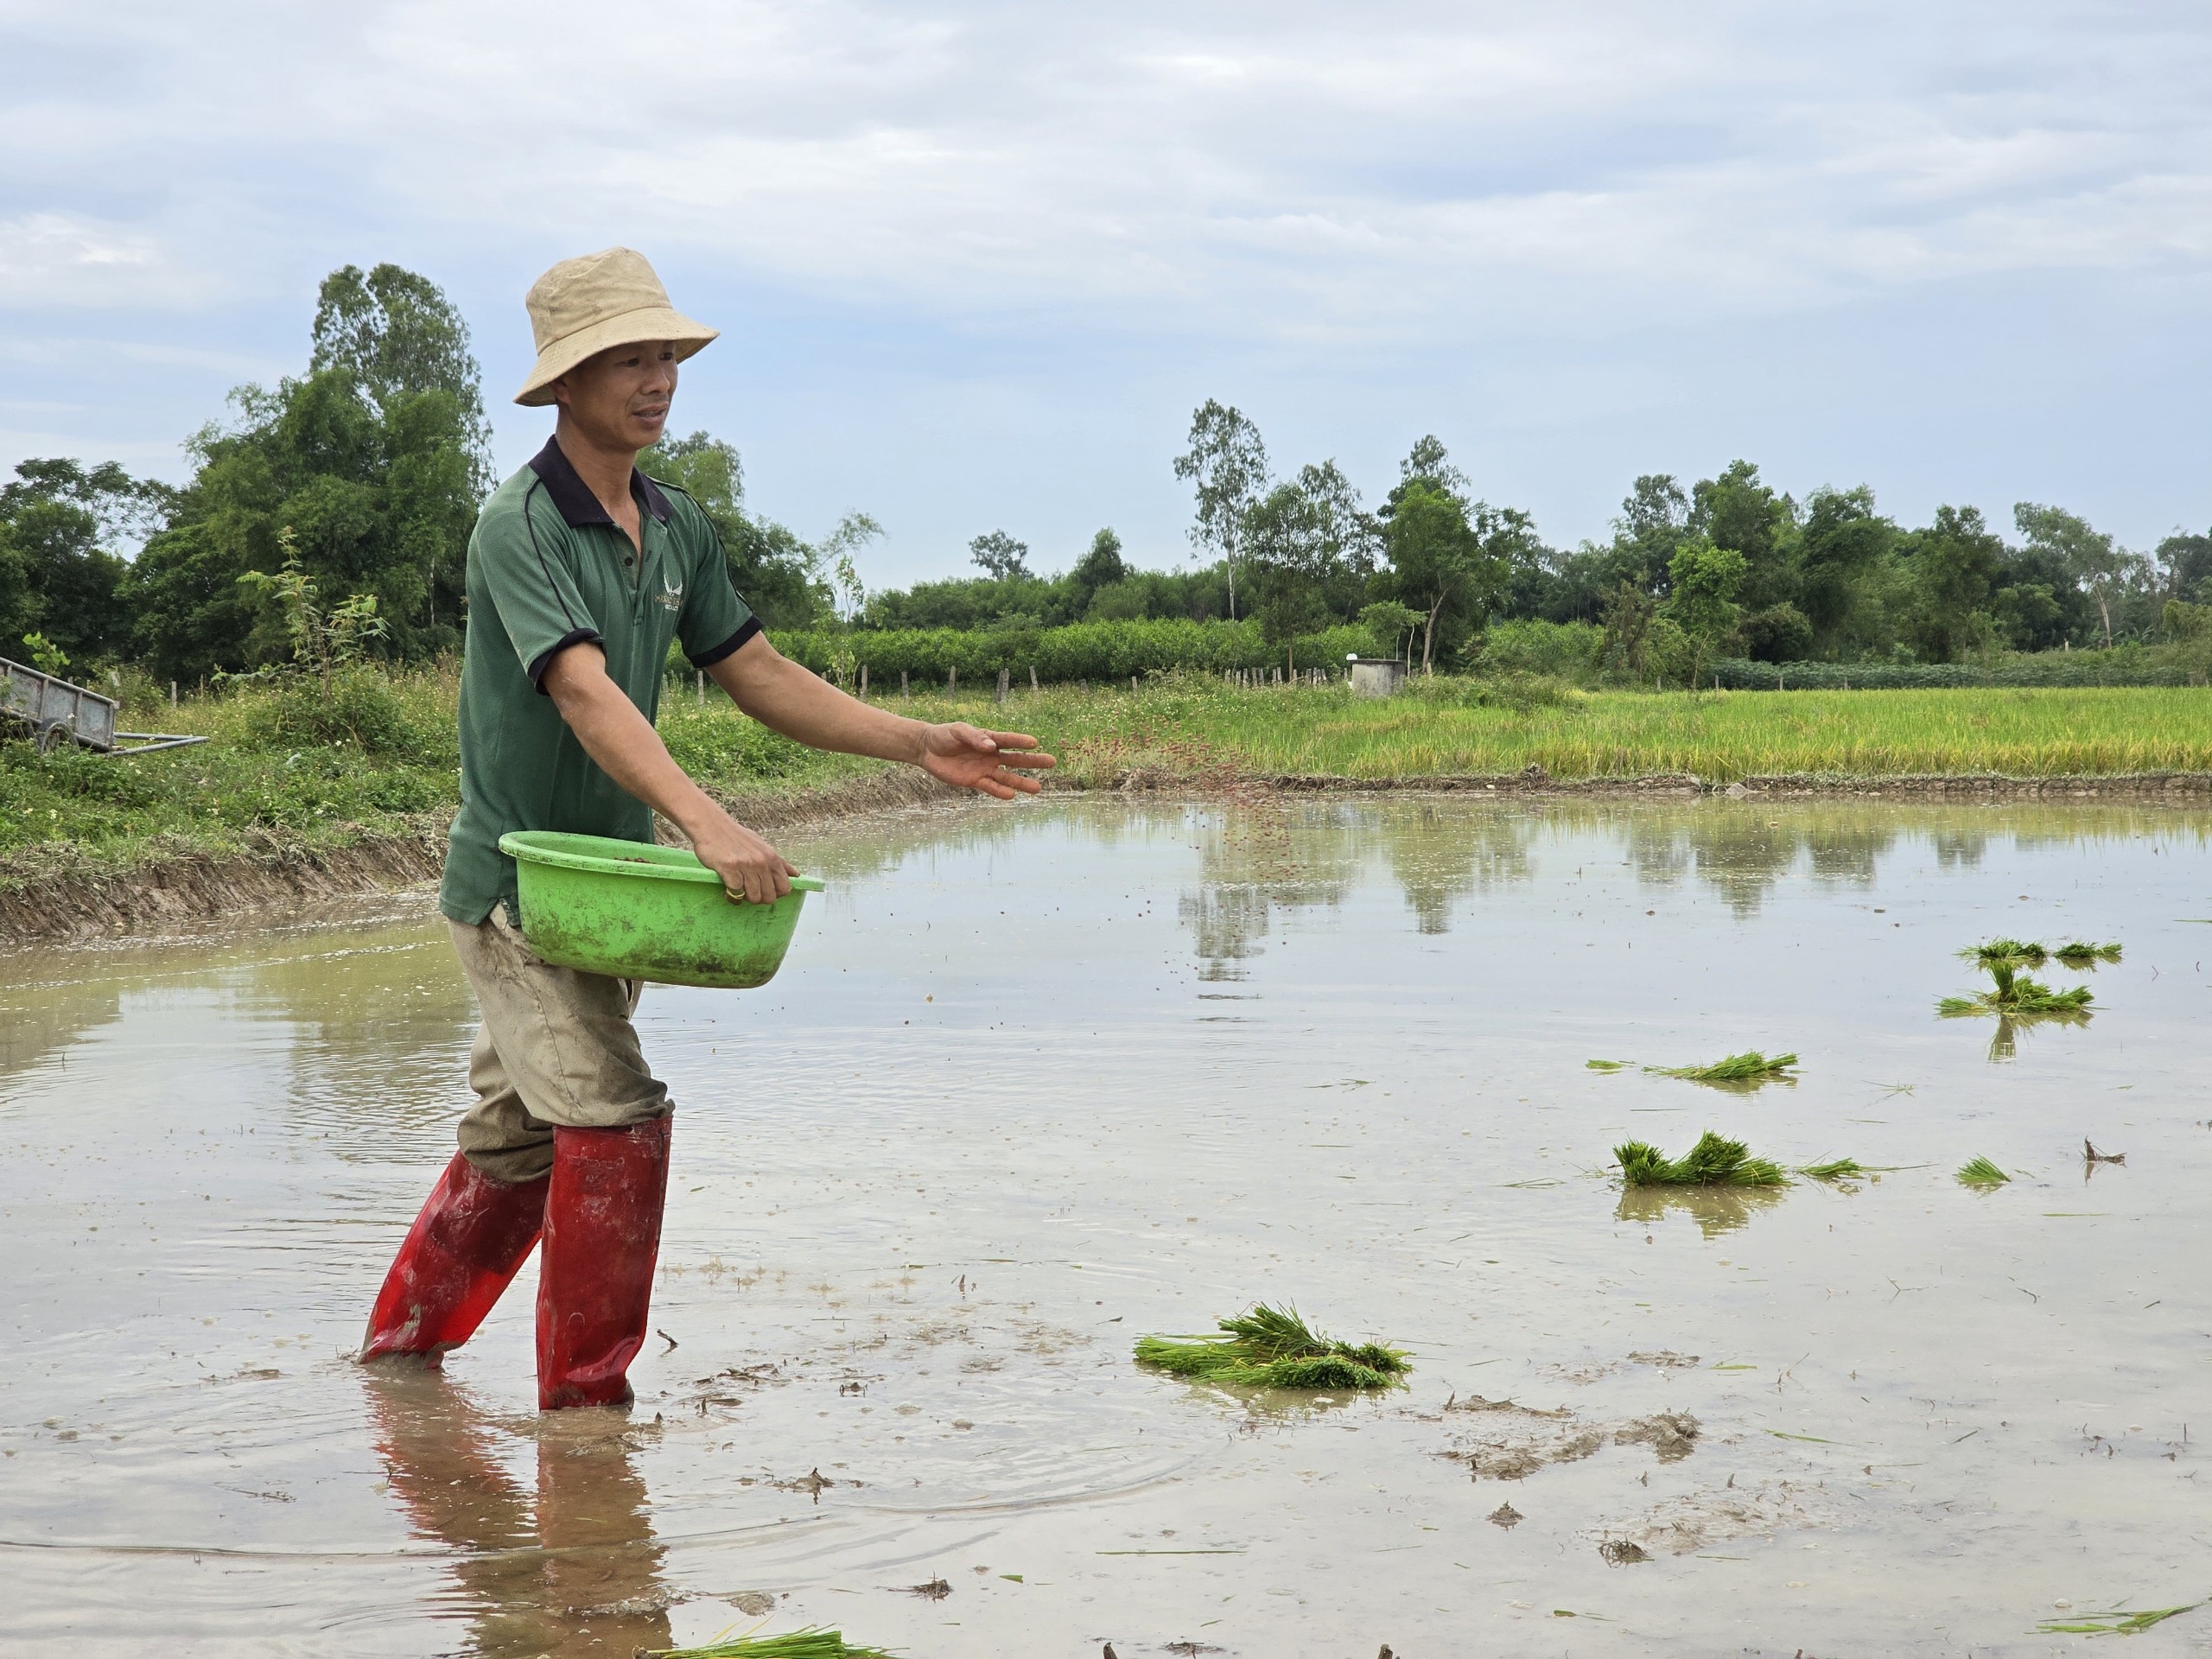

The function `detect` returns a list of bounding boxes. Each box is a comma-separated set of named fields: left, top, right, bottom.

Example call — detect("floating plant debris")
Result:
left=1938, top=959, right=2092, bottom=1018
left=1135, top=1303, right=1409, bottom=1390
left=1796, top=1158, right=1866, bottom=1181
left=2052, top=940, right=2122, bottom=967
left=2083, top=1139, right=2125, bottom=1165
left=2035, top=1601, right=2199, bottom=1636
left=1586, top=1058, right=1633, bottom=1072
left=1646, top=1052, right=1798, bottom=1085
left=1615, top=1132, right=1788, bottom=1188
left=645, top=1630, right=899, bottom=1658
left=1956, top=1156, right=2011, bottom=1186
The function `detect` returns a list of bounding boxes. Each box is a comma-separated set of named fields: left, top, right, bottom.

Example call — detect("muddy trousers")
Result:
left=360, top=912, right=673, bottom=1408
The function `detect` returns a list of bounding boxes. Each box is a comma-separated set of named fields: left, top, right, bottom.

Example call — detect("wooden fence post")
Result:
left=901, top=670, right=909, bottom=698
left=1029, top=665, right=1039, bottom=691
left=995, top=667, right=1009, bottom=704
left=949, top=667, right=957, bottom=693
left=859, top=664, right=868, bottom=697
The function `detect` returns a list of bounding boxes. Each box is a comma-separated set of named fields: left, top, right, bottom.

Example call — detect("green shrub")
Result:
left=236, top=666, right=424, bottom=759
left=1466, top=619, right=1605, bottom=684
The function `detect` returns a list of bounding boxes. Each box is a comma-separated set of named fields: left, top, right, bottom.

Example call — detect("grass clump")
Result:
left=1956, top=1156, right=2011, bottom=1186
left=2052, top=940, right=2122, bottom=967
left=645, top=1629, right=897, bottom=1658
left=1135, top=1303, right=1409, bottom=1390
left=1648, top=1051, right=1798, bottom=1084
left=1615, top=1131, right=1789, bottom=1188
left=1938, top=959, right=2093, bottom=1018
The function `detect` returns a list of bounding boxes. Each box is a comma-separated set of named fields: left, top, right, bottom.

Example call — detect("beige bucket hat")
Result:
left=513, top=247, right=718, bottom=407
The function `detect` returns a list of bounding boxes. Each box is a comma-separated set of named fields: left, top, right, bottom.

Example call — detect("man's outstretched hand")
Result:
left=918, top=723, right=1056, bottom=799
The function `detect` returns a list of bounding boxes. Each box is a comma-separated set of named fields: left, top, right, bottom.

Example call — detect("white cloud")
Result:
left=10, top=1, right=2212, bottom=335
left=0, top=213, right=219, bottom=309
left=5, top=0, right=2212, bottom=551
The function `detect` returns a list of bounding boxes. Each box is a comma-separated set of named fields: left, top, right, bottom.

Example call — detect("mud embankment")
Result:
left=1, top=769, right=962, bottom=950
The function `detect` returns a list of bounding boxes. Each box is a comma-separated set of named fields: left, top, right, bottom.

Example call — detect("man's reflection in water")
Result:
left=364, top=1369, right=673, bottom=1656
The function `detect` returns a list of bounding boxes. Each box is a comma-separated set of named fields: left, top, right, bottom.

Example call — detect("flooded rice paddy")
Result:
left=3, top=795, right=2210, bottom=1657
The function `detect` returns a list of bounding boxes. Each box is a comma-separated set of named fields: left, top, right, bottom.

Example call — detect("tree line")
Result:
left=874, top=403, right=2212, bottom=681
left=3, top=263, right=2209, bottom=688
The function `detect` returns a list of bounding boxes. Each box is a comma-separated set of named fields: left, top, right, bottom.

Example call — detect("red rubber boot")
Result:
left=361, top=1153, right=549, bottom=1363
left=536, top=1117, right=671, bottom=1410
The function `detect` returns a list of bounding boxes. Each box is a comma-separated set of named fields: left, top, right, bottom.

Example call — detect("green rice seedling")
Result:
left=2052, top=940, right=2122, bottom=967
left=1646, top=1051, right=1798, bottom=1085
left=1796, top=1158, right=1865, bottom=1181
left=1615, top=1131, right=1789, bottom=1188
left=2035, top=1600, right=2199, bottom=1635
left=1586, top=1058, right=1632, bottom=1071
left=1961, top=938, right=2047, bottom=967
left=1135, top=1302, right=1409, bottom=1390
left=1956, top=1156, right=2011, bottom=1186
left=1937, top=959, right=2093, bottom=1017
left=645, top=1629, right=899, bottom=1658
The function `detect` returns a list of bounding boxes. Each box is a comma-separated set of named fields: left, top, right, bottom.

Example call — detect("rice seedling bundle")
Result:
left=1936, top=959, right=2093, bottom=1017
left=2052, top=940, right=2121, bottom=966
left=1135, top=1303, right=1409, bottom=1390
left=1961, top=938, right=2048, bottom=967
left=1955, top=1156, right=2011, bottom=1186
left=1615, top=1131, right=1789, bottom=1188
left=1647, top=1051, right=1797, bottom=1084
left=645, top=1630, right=897, bottom=1658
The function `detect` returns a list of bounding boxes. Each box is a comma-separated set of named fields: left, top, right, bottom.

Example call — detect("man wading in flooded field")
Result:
left=359, top=248, right=1053, bottom=1408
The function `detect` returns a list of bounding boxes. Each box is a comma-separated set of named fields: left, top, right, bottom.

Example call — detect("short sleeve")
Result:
left=474, top=488, right=603, bottom=691
left=671, top=497, right=759, bottom=668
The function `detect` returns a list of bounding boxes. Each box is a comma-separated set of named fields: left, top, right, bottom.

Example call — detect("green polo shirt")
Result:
left=438, top=436, right=759, bottom=925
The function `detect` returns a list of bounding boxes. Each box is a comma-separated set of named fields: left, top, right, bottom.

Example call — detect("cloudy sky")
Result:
left=4, top=0, right=2209, bottom=582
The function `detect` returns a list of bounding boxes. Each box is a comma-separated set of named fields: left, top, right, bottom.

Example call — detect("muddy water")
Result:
left=4, top=797, right=2210, bottom=1657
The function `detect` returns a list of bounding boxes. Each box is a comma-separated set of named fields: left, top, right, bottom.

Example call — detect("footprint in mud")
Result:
left=677, top=1361, right=790, bottom=1414
left=1440, top=1399, right=1700, bottom=1481
left=769, top=1466, right=864, bottom=1503
left=1586, top=1479, right=1830, bottom=1557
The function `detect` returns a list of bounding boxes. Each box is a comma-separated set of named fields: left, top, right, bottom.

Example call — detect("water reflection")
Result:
left=365, top=1369, right=672, bottom=1657
left=1616, top=1184, right=1789, bottom=1239
left=1144, top=798, right=2207, bottom=975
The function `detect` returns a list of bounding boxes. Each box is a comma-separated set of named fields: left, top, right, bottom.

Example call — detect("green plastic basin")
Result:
left=499, top=830, right=823, bottom=988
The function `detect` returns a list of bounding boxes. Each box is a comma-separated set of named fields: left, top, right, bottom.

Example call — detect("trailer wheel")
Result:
left=36, top=717, right=76, bottom=754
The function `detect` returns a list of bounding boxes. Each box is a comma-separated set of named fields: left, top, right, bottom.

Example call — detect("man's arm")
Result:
left=543, top=644, right=799, bottom=904
left=542, top=633, right=1054, bottom=905
left=707, top=632, right=1053, bottom=800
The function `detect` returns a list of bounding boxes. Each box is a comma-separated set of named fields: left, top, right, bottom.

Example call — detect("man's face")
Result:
left=552, top=340, right=678, bottom=452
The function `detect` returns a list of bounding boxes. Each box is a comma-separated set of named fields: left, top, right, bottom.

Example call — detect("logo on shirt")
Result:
left=655, top=573, right=685, bottom=612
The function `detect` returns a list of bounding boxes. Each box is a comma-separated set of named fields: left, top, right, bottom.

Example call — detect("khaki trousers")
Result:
left=448, top=909, right=671, bottom=1185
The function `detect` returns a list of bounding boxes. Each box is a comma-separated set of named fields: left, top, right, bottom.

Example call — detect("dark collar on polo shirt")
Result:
left=528, top=435, right=672, bottom=529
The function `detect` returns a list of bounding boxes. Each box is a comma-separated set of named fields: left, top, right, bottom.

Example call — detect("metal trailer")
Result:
left=1, top=656, right=207, bottom=756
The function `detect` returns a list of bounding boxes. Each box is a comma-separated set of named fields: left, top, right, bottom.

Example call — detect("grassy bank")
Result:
left=6, top=671, right=2209, bottom=899
left=0, top=665, right=879, bottom=893
left=1002, top=677, right=2212, bottom=785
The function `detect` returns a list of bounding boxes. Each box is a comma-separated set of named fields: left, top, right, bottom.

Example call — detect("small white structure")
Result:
left=1346, top=655, right=1408, bottom=699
